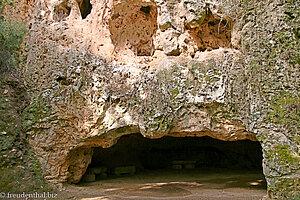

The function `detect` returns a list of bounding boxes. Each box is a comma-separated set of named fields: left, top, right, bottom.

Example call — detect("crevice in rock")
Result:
left=185, top=6, right=232, bottom=51
left=108, top=1, right=158, bottom=56
left=76, top=0, right=92, bottom=19
left=54, top=0, right=71, bottom=22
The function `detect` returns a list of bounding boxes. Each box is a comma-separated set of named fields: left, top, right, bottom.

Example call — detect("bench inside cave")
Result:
left=81, top=134, right=263, bottom=183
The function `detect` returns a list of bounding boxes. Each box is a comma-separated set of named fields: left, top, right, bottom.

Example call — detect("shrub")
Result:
left=0, top=0, right=26, bottom=72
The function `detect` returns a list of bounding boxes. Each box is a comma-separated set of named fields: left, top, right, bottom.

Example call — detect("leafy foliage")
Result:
left=0, top=0, right=26, bottom=72
left=0, top=20, right=26, bottom=53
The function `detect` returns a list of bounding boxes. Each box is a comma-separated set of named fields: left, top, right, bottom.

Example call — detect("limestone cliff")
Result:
left=2, top=0, right=299, bottom=199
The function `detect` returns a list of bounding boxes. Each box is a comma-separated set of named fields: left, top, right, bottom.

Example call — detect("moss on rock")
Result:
left=23, top=96, right=51, bottom=130
left=268, top=145, right=300, bottom=168
left=268, top=177, right=300, bottom=200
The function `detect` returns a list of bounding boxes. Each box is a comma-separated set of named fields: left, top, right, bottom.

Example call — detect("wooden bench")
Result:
left=82, top=167, right=107, bottom=182
left=171, top=160, right=196, bottom=169
left=113, top=166, right=136, bottom=176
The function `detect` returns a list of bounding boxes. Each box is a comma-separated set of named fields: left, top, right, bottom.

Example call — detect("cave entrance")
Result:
left=82, top=134, right=265, bottom=190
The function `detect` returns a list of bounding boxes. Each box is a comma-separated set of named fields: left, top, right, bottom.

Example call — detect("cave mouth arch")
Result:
left=81, top=133, right=265, bottom=186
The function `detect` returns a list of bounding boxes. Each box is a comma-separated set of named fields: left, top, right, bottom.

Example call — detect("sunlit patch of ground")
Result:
left=60, top=168, right=267, bottom=200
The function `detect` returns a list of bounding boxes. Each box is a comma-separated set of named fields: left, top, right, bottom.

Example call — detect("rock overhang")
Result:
left=24, top=46, right=256, bottom=185
left=24, top=1, right=246, bottom=179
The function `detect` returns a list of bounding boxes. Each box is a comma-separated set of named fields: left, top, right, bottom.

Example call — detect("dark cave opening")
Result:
left=77, top=0, right=92, bottom=19
left=81, top=134, right=264, bottom=182
left=140, top=6, right=151, bottom=14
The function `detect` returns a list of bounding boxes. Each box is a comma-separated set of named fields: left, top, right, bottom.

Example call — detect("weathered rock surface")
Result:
left=11, top=0, right=299, bottom=199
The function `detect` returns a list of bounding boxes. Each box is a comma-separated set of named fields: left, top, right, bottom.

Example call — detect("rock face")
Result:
left=17, top=0, right=299, bottom=199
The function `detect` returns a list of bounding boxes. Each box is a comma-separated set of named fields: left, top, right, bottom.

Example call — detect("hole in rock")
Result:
left=77, top=0, right=92, bottom=19
left=140, top=6, right=151, bottom=14
left=56, top=76, right=71, bottom=85
left=81, top=134, right=265, bottom=189
left=185, top=6, right=232, bottom=51
left=108, top=2, right=158, bottom=56
left=54, top=0, right=71, bottom=22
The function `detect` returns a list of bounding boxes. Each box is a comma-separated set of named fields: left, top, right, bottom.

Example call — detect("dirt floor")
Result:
left=59, top=168, right=267, bottom=200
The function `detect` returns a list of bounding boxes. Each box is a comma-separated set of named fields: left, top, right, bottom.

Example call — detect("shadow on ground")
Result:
left=60, top=168, right=267, bottom=200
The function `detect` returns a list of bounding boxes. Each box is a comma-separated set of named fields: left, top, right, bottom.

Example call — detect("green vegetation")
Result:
left=153, top=115, right=172, bottom=133
left=0, top=0, right=26, bottom=72
left=0, top=83, right=52, bottom=193
left=268, top=145, right=300, bottom=167
left=0, top=0, right=52, bottom=194
left=0, top=80, right=53, bottom=193
left=0, top=154, right=53, bottom=193
left=238, top=0, right=299, bottom=136
left=266, top=92, right=300, bottom=133
left=23, top=96, right=51, bottom=131
left=225, top=2, right=299, bottom=197
left=268, top=177, right=300, bottom=200
left=171, top=88, right=179, bottom=96
left=0, top=19, right=26, bottom=53
left=262, top=1, right=299, bottom=137
left=0, top=79, right=24, bottom=168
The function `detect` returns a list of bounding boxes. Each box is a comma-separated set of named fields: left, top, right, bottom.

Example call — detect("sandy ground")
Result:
left=59, top=168, right=267, bottom=200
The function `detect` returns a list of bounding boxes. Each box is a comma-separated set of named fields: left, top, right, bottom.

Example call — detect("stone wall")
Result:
left=19, top=0, right=299, bottom=199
